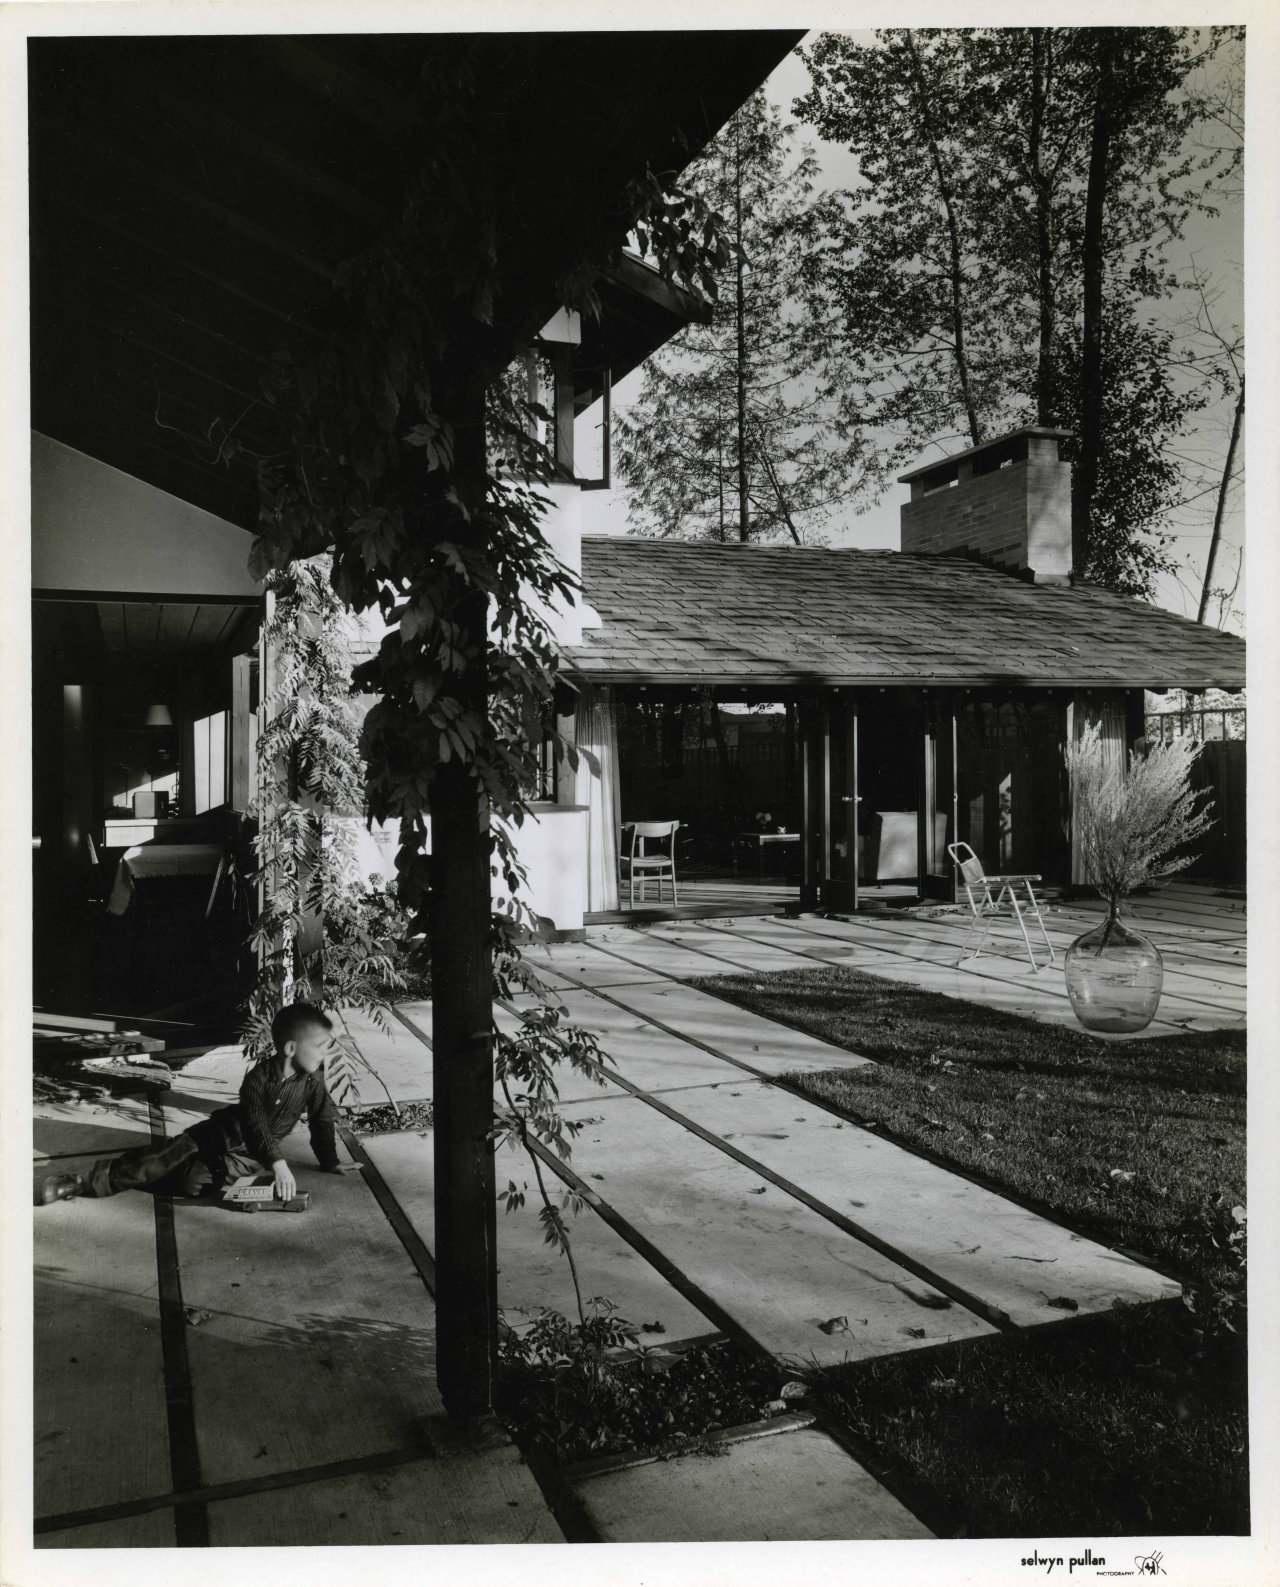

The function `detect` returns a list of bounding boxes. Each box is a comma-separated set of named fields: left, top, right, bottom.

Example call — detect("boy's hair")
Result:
left=271, top=1002, right=333, bottom=1051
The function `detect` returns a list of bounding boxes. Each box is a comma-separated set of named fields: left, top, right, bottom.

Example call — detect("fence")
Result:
left=1144, top=706, right=1246, bottom=743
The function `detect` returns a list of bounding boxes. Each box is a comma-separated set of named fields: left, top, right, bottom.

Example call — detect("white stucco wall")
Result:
left=31, top=431, right=262, bottom=598
left=508, top=804, right=589, bottom=932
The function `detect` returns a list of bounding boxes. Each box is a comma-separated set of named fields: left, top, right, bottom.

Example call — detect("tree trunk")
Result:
left=903, top=34, right=982, bottom=448
left=755, top=422, right=803, bottom=544
left=734, top=125, right=751, bottom=541
left=1076, top=30, right=1118, bottom=577
left=1030, top=29, right=1057, bottom=424
left=1198, top=373, right=1244, bottom=624
left=717, top=390, right=726, bottom=542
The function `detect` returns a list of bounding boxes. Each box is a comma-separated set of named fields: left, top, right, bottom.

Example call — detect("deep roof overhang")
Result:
left=29, top=30, right=801, bottom=530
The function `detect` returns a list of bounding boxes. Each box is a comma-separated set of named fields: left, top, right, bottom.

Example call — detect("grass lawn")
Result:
left=690, top=963, right=1248, bottom=1538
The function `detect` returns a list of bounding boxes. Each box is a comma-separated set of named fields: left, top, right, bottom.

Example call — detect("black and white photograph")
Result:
left=2, top=3, right=1273, bottom=1583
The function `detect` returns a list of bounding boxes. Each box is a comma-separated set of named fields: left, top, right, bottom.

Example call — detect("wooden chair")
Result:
left=624, top=820, right=680, bottom=907
left=947, top=841, right=1055, bottom=971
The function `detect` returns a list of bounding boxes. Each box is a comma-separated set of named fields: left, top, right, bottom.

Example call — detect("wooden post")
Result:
left=230, top=654, right=252, bottom=813
left=799, top=697, right=820, bottom=911
left=428, top=378, right=499, bottom=1422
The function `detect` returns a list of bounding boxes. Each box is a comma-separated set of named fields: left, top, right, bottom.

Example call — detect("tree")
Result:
left=615, top=90, right=885, bottom=543
left=795, top=26, right=1243, bottom=597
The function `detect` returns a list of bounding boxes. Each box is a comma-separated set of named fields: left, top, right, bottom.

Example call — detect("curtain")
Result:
left=1070, top=693, right=1128, bottom=884
left=573, top=683, right=621, bottom=913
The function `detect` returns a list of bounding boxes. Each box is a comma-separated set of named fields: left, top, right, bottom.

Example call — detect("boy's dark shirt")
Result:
left=186, top=1057, right=339, bottom=1171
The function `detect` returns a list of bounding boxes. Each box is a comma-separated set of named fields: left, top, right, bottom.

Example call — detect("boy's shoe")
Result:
left=41, top=1173, right=85, bottom=1205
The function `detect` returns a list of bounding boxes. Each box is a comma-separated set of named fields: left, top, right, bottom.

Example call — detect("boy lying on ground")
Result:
left=41, top=1002, right=361, bottom=1206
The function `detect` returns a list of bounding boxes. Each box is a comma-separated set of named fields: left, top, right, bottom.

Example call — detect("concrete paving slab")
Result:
left=586, top=927, right=757, bottom=980
left=572, top=1425, right=933, bottom=1542
left=34, top=1095, right=154, bottom=1160
left=658, top=1082, right=1180, bottom=1326
left=552, top=1096, right=996, bottom=1364
left=597, top=980, right=875, bottom=1078
left=522, top=940, right=668, bottom=988
left=35, top=1182, right=172, bottom=1517
left=335, top=1007, right=432, bottom=1103
left=520, top=989, right=749, bottom=1093
left=204, top=1448, right=563, bottom=1545
left=37, top=1507, right=179, bottom=1548
left=173, top=1124, right=444, bottom=1487
left=494, top=997, right=630, bottom=1103
left=644, top=922, right=818, bottom=974
left=361, top=1129, right=716, bottom=1343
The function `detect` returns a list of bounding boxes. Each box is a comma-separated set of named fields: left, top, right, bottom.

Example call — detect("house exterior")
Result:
left=537, top=427, right=1246, bottom=925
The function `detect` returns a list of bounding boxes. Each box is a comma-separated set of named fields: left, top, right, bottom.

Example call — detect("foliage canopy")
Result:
left=794, top=26, right=1243, bottom=597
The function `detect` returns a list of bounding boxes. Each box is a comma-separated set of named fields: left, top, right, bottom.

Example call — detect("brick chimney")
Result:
left=898, top=426, right=1073, bottom=584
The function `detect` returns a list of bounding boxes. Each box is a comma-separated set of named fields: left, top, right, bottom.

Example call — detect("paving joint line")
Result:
left=35, top=1442, right=438, bottom=1537
left=391, top=1004, right=432, bottom=1048
left=511, top=955, right=799, bottom=1088
left=728, top=917, right=1189, bottom=1031
left=501, top=996, right=1016, bottom=1334
left=855, top=915, right=1245, bottom=1002
left=530, top=956, right=1184, bottom=1295
left=338, top=1122, right=437, bottom=1299
left=768, top=915, right=1242, bottom=1018
left=148, top=1096, right=208, bottom=1547
left=524, top=1131, right=1004, bottom=1381
left=519, top=1133, right=754, bottom=1354
left=643, top=986, right=1186, bottom=1290
left=633, top=922, right=817, bottom=976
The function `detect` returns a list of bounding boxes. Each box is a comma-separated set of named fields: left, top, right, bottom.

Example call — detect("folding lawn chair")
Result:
left=947, top=841, right=1055, bottom=972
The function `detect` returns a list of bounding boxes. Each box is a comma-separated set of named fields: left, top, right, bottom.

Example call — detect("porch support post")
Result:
left=799, top=695, right=820, bottom=910
left=428, top=373, right=499, bottom=1422
left=229, top=654, right=252, bottom=814
left=1124, top=688, right=1145, bottom=751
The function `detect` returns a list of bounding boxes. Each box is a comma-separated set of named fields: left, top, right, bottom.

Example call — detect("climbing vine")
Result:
left=242, top=559, right=408, bottom=1077
left=229, top=45, right=737, bottom=1315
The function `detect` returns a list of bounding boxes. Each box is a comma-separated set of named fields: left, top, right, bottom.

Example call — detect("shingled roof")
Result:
left=563, top=537, right=1246, bottom=690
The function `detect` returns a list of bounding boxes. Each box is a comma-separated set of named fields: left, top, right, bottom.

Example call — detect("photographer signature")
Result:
left=1134, top=1553, right=1166, bottom=1577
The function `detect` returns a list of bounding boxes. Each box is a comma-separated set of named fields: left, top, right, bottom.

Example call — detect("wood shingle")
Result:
left=564, top=538, right=1245, bottom=690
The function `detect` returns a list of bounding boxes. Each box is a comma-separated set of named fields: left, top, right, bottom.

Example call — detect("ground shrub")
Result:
left=497, top=1301, right=785, bottom=1465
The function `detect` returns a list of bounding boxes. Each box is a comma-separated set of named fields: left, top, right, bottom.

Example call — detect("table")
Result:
left=106, top=843, right=226, bottom=917
left=102, top=816, right=218, bottom=847
left=733, top=831, right=800, bottom=879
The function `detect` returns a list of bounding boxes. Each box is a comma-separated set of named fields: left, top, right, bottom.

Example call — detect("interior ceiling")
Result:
left=34, top=599, right=260, bottom=669
left=29, top=31, right=801, bottom=530
left=94, top=602, right=260, bottom=660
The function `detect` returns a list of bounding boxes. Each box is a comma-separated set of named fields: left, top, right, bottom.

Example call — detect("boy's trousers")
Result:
left=83, top=1131, right=261, bottom=1198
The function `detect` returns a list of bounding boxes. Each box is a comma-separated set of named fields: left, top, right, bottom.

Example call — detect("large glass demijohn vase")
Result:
left=1064, top=909, right=1164, bottom=1034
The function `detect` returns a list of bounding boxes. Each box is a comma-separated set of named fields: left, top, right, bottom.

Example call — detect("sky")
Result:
left=576, top=30, right=1245, bottom=632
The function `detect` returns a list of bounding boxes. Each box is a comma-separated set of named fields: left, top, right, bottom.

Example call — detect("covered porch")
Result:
left=560, top=676, right=1124, bottom=926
